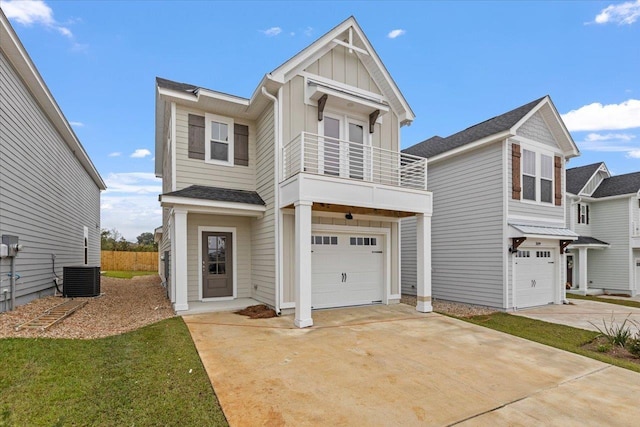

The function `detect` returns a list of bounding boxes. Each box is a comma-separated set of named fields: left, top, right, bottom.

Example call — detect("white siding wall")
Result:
left=400, top=217, right=417, bottom=295
left=427, top=142, right=505, bottom=307
left=589, top=198, right=630, bottom=291
left=251, top=107, right=276, bottom=305
left=305, top=45, right=382, bottom=94
left=0, top=51, right=101, bottom=310
left=186, top=214, right=252, bottom=301
left=174, top=105, right=256, bottom=191
left=516, top=112, right=557, bottom=147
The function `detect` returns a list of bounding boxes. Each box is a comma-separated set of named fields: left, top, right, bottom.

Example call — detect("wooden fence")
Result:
left=101, top=251, right=158, bottom=272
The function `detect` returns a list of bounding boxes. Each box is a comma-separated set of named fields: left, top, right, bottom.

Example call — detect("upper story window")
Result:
left=577, top=203, right=589, bottom=225
left=205, top=114, right=234, bottom=166
left=521, top=148, right=555, bottom=205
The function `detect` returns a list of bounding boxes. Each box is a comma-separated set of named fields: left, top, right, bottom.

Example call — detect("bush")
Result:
left=627, top=339, right=640, bottom=357
left=597, top=343, right=611, bottom=353
left=589, top=315, right=632, bottom=347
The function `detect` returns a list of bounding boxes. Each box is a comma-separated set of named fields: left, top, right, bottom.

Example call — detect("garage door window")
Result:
left=536, top=251, right=551, bottom=258
left=515, top=250, right=530, bottom=257
left=350, top=237, right=377, bottom=246
left=312, top=235, right=338, bottom=245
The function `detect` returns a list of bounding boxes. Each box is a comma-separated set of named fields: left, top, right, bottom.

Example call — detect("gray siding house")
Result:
left=155, top=17, right=433, bottom=327
left=0, top=11, right=105, bottom=311
left=565, top=162, right=640, bottom=296
left=402, top=96, right=580, bottom=309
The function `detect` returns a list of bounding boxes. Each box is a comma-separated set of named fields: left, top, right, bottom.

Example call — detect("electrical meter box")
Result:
left=1, top=235, right=19, bottom=257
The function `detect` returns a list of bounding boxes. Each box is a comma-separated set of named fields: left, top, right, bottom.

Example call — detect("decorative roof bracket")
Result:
left=317, top=94, right=328, bottom=121
left=369, top=110, right=380, bottom=133
left=509, top=237, right=526, bottom=253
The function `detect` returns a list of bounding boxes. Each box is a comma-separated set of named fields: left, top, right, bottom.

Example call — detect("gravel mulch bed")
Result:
left=401, top=294, right=497, bottom=318
left=0, top=275, right=174, bottom=339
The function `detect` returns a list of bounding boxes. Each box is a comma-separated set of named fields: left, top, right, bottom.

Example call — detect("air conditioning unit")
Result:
left=63, top=266, right=101, bottom=297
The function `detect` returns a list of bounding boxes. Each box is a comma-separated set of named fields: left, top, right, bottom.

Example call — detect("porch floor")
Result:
left=177, top=298, right=263, bottom=316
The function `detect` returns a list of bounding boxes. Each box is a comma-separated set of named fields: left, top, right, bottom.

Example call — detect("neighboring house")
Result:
left=154, top=17, right=433, bottom=327
left=565, top=162, right=640, bottom=296
left=0, top=11, right=106, bottom=312
left=402, top=96, right=580, bottom=310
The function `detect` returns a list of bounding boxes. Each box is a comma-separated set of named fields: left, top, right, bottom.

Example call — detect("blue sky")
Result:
left=2, top=0, right=639, bottom=240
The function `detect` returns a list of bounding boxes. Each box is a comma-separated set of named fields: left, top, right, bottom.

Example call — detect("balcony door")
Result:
left=320, top=113, right=368, bottom=180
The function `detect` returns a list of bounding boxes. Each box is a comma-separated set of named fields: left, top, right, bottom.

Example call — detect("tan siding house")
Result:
left=155, top=17, right=433, bottom=327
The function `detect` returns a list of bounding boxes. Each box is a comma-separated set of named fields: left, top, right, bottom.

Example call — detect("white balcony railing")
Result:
left=282, top=132, right=427, bottom=190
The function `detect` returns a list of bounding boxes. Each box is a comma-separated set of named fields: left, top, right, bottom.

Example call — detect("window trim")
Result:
left=204, top=113, right=234, bottom=167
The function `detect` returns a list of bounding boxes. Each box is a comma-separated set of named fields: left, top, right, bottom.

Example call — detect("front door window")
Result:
left=323, top=117, right=341, bottom=176
left=202, top=232, right=233, bottom=298
left=320, top=114, right=368, bottom=179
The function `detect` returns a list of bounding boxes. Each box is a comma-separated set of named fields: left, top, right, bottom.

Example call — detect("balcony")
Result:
left=280, top=132, right=431, bottom=215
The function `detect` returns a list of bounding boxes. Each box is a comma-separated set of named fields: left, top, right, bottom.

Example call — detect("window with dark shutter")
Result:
left=586, top=205, right=589, bottom=225
left=554, top=156, right=562, bottom=206
left=577, top=203, right=582, bottom=224
left=234, top=124, right=249, bottom=166
left=512, top=143, right=521, bottom=200
left=188, top=114, right=205, bottom=160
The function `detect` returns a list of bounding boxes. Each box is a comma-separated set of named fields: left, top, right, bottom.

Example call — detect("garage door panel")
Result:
left=515, top=249, right=555, bottom=308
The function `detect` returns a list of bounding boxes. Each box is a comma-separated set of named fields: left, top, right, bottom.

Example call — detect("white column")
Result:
left=579, top=247, right=588, bottom=295
left=416, top=213, right=433, bottom=313
left=294, top=200, right=313, bottom=328
left=173, top=209, right=189, bottom=311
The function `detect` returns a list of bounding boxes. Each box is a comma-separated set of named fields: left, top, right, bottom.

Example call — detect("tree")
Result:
left=136, top=232, right=154, bottom=246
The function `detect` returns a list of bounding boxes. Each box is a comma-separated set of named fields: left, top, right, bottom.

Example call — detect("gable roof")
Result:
left=565, top=162, right=604, bottom=195
left=591, top=171, right=640, bottom=198
left=0, top=10, right=105, bottom=190
left=404, top=96, right=579, bottom=162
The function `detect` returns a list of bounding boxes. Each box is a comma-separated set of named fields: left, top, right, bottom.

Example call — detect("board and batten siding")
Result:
left=185, top=214, right=252, bottom=301
left=588, top=198, right=630, bottom=291
left=0, top=51, right=100, bottom=310
left=427, top=142, right=505, bottom=307
left=507, top=138, right=565, bottom=222
left=251, top=106, right=276, bottom=305
left=173, top=105, right=256, bottom=192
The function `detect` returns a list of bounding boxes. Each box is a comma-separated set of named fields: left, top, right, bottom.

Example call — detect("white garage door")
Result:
left=311, top=233, right=384, bottom=309
left=515, top=248, right=555, bottom=308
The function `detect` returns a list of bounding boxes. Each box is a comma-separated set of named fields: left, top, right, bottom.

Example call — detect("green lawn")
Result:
left=457, top=312, right=640, bottom=374
left=102, top=270, right=157, bottom=279
left=567, top=293, right=640, bottom=309
left=0, top=318, right=228, bottom=427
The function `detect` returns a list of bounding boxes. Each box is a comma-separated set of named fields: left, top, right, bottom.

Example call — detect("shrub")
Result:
left=597, top=343, right=611, bottom=353
left=589, top=315, right=633, bottom=347
left=628, top=338, right=640, bottom=357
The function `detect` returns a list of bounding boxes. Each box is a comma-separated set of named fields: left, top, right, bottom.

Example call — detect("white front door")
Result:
left=311, top=232, right=384, bottom=309
left=515, top=248, right=556, bottom=308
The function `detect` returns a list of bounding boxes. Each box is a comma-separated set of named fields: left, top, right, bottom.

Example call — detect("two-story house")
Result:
left=155, top=17, right=433, bottom=328
left=565, top=162, right=640, bottom=296
left=402, top=96, right=579, bottom=309
left=0, top=11, right=105, bottom=312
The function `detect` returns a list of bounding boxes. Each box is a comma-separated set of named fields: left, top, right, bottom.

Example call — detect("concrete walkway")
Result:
left=512, top=299, right=640, bottom=334
left=184, top=304, right=640, bottom=426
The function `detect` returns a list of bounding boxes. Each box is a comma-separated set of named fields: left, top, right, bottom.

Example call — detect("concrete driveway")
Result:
left=184, top=304, right=640, bottom=426
left=512, top=299, right=640, bottom=334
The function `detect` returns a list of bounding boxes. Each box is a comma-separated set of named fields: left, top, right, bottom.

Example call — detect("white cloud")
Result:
left=103, top=172, right=161, bottom=194
left=304, top=26, right=313, bottom=37
left=108, top=152, right=121, bottom=157
left=561, top=99, right=640, bottom=131
left=585, top=133, right=636, bottom=142
left=1, top=0, right=73, bottom=37
left=594, top=0, right=640, bottom=25
left=387, top=29, right=406, bottom=39
left=69, top=121, right=84, bottom=127
left=261, top=26, right=282, bottom=37
left=130, top=148, right=151, bottom=158
left=627, top=150, right=640, bottom=158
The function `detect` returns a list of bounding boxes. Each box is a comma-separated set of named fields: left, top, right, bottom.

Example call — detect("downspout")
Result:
left=261, top=85, right=281, bottom=316
left=10, top=257, right=15, bottom=311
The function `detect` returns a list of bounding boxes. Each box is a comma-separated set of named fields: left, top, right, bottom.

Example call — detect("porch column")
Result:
left=579, top=247, right=588, bottom=295
left=416, top=213, right=433, bottom=313
left=294, top=200, right=313, bottom=328
left=173, top=208, right=189, bottom=311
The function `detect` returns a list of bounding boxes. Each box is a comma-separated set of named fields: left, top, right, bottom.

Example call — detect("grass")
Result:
left=567, top=293, right=640, bottom=309
left=458, top=312, right=640, bottom=374
left=102, top=270, right=157, bottom=279
left=0, top=318, right=228, bottom=427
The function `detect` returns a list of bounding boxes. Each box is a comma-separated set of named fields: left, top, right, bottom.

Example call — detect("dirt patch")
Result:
left=235, top=304, right=277, bottom=319
left=0, top=275, right=174, bottom=339
left=401, top=294, right=497, bottom=318
left=582, top=336, right=640, bottom=365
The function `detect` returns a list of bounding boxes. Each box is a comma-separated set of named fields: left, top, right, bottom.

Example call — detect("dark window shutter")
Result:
left=234, top=124, right=249, bottom=166
left=577, top=204, right=582, bottom=224
left=554, top=156, right=562, bottom=206
left=188, top=114, right=205, bottom=160
left=512, top=143, right=521, bottom=200
left=586, top=205, right=589, bottom=225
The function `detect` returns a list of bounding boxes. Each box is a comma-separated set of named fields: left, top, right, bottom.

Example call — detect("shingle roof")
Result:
left=592, top=171, right=640, bottom=198
left=571, top=236, right=609, bottom=246
left=156, top=77, right=198, bottom=93
left=565, top=163, right=604, bottom=195
left=403, top=96, right=546, bottom=158
left=163, top=185, right=265, bottom=205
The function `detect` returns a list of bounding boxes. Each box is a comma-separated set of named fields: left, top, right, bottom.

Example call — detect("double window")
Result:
left=577, top=203, right=589, bottom=224
left=522, top=149, right=554, bottom=204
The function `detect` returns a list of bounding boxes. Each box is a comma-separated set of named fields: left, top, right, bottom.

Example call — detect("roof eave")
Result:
left=427, top=130, right=511, bottom=164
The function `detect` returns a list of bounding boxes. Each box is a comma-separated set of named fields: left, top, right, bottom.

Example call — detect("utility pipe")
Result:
left=10, top=256, right=15, bottom=311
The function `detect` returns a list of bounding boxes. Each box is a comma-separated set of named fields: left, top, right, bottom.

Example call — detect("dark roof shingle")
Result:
left=156, top=77, right=198, bottom=93
left=565, top=163, right=604, bottom=195
left=592, top=172, right=640, bottom=198
left=163, top=185, right=265, bottom=205
left=403, top=97, right=546, bottom=158
left=572, top=236, right=609, bottom=246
